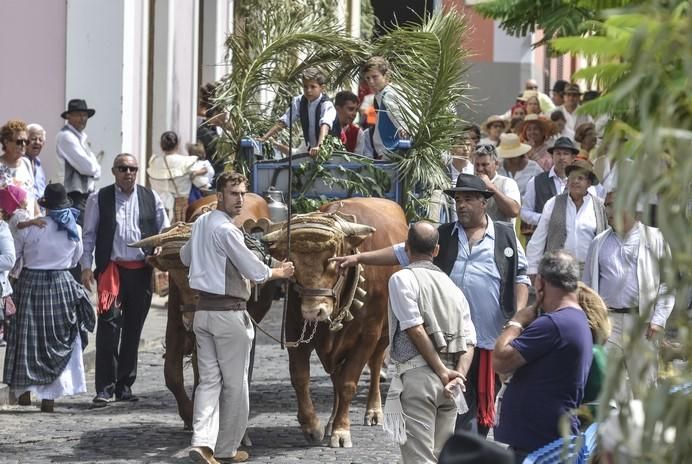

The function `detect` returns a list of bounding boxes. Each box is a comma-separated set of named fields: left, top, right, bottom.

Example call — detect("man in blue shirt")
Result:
left=331, top=174, right=530, bottom=437
left=493, top=250, right=593, bottom=462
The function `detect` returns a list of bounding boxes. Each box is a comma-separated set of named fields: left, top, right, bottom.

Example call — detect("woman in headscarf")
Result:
left=519, top=114, right=555, bottom=172
left=3, top=183, right=94, bottom=412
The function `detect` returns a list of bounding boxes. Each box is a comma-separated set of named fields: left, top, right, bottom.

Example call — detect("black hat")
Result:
left=552, top=79, right=569, bottom=93
left=443, top=173, right=494, bottom=198
left=61, top=99, right=96, bottom=119
left=39, top=183, right=73, bottom=210
left=547, top=136, right=580, bottom=155
left=439, top=431, right=514, bottom=464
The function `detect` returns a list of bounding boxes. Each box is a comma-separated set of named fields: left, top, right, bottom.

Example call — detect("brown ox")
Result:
left=263, top=197, right=407, bottom=447
left=131, top=193, right=277, bottom=429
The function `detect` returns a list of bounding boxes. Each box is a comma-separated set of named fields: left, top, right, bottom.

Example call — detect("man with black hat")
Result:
left=331, top=174, right=530, bottom=439
left=520, top=137, right=582, bottom=238
left=550, top=79, right=569, bottom=107
left=56, top=99, right=102, bottom=225
left=80, top=153, right=169, bottom=405
left=556, top=83, right=592, bottom=134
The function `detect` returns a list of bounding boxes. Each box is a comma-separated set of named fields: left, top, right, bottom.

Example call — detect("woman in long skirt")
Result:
left=3, top=183, right=94, bottom=412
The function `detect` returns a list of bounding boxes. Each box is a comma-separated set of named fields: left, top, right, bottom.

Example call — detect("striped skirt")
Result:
left=2, top=269, right=95, bottom=388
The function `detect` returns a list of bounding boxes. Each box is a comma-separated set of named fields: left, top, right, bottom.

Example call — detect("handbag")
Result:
left=162, top=155, right=190, bottom=223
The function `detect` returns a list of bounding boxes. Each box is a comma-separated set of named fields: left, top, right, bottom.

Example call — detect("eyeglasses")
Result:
left=526, top=86, right=538, bottom=90
left=116, top=166, right=138, bottom=173
left=13, top=139, right=28, bottom=146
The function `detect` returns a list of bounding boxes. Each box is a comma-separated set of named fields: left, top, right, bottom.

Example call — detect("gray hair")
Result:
left=474, top=144, right=498, bottom=161
left=27, top=123, right=46, bottom=137
left=538, top=250, right=580, bottom=292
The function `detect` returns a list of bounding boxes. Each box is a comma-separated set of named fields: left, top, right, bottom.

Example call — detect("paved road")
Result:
left=0, top=300, right=401, bottom=463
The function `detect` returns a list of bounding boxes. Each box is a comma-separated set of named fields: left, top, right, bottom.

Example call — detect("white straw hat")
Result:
left=496, top=133, right=531, bottom=159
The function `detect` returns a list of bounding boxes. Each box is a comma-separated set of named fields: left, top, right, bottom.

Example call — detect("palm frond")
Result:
left=371, top=10, right=471, bottom=197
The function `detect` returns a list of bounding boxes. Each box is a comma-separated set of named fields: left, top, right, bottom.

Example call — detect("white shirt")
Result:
left=55, top=124, right=101, bottom=190
left=388, top=267, right=476, bottom=345
left=180, top=209, right=271, bottom=295
left=526, top=193, right=598, bottom=273
left=280, top=94, right=337, bottom=148
left=499, top=159, right=543, bottom=199
left=595, top=226, right=640, bottom=308
left=15, top=217, right=83, bottom=270
left=520, top=167, right=567, bottom=226
left=557, top=105, right=592, bottom=134
left=490, top=173, right=521, bottom=226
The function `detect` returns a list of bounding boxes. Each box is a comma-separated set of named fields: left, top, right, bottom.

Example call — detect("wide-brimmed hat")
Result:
left=519, top=114, right=556, bottom=139
left=439, top=431, right=514, bottom=464
left=496, top=133, right=531, bottom=159
left=482, top=115, right=509, bottom=133
left=443, top=173, right=494, bottom=198
left=565, top=83, right=582, bottom=95
left=0, top=184, right=28, bottom=216
left=39, top=183, right=73, bottom=209
left=565, top=158, right=599, bottom=185
left=547, top=136, right=580, bottom=155
left=61, top=99, right=96, bottom=119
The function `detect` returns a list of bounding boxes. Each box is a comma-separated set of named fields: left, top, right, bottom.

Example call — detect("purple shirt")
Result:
left=494, top=306, right=593, bottom=452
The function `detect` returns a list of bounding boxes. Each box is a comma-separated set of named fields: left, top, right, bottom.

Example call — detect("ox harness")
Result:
left=268, top=212, right=369, bottom=344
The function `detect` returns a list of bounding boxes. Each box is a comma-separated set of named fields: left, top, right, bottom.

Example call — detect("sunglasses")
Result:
left=13, top=139, right=28, bottom=146
left=115, top=166, right=138, bottom=173
left=526, top=86, right=538, bottom=90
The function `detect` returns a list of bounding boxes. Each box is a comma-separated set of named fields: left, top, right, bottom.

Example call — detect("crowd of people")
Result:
left=0, top=55, right=676, bottom=464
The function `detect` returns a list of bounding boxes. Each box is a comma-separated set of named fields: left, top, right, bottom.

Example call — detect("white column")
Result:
left=151, top=0, right=200, bottom=162
left=201, top=0, right=234, bottom=85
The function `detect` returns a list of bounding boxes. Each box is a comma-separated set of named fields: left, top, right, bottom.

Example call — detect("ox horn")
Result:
left=127, top=224, right=188, bottom=249
left=339, top=222, right=375, bottom=237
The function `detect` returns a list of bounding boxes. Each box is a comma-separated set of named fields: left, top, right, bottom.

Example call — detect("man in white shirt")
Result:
left=526, top=159, right=607, bottom=276
left=521, top=137, right=582, bottom=231
left=384, top=221, right=476, bottom=464
left=583, top=191, right=674, bottom=398
left=473, top=144, right=521, bottom=225
left=556, top=84, right=592, bottom=135
left=181, top=172, right=294, bottom=464
left=56, top=99, right=101, bottom=225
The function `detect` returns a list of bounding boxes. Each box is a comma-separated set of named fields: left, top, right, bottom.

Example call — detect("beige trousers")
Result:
left=606, top=312, right=658, bottom=400
left=191, top=310, right=254, bottom=458
left=399, top=364, right=457, bottom=464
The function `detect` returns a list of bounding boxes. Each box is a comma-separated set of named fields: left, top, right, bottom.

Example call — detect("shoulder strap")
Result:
left=161, top=155, right=180, bottom=196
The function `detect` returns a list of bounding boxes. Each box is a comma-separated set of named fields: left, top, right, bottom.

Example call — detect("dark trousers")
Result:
left=95, top=267, right=153, bottom=395
left=68, top=191, right=90, bottom=282
left=455, top=348, right=502, bottom=437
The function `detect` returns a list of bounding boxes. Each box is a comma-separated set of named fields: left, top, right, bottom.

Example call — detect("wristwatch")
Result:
left=503, top=320, right=524, bottom=332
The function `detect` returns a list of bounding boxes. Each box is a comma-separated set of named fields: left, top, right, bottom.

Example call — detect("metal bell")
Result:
left=329, top=321, right=344, bottom=332
left=343, top=310, right=354, bottom=322
left=351, top=299, right=364, bottom=310
left=355, top=287, right=367, bottom=299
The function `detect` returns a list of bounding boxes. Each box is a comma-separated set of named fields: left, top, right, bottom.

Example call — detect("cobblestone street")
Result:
left=0, top=301, right=400, bottom=463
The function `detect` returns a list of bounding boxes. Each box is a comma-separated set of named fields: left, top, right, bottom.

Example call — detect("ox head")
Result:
left=264, top=214, right=375, bottom=322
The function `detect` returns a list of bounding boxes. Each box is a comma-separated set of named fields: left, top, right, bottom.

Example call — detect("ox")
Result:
left=263, top=197, right=407, bottom=447
left=131, top=193, right=277, bottom=430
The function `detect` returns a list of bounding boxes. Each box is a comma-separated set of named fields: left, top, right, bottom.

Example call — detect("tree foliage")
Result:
left=473, top=0, right=643, bottom=47
left=549, top=1, right=691, bottom=461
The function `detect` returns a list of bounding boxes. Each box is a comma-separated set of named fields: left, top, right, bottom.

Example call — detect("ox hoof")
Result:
left=301, top=424, right=325, bottom=444
left=329, top=430, right=352, bottom=448
left=364, top=409, right=383, bottom=426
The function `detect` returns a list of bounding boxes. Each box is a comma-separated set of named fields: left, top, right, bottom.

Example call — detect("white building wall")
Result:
left=201, top=0, right=233, bottom=85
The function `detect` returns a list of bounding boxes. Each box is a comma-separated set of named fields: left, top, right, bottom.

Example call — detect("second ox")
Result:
left=263, top=197, right=408, bottom=448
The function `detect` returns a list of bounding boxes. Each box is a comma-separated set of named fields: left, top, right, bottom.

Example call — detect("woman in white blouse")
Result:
left=3, top=183, right=95, bottom=412
left=526, top=159, right=607, bottom=276
left=0, top=120, right=37, bottom=216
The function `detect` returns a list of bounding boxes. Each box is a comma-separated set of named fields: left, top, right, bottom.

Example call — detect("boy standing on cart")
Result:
left=260, top=67, right=337, bottom=158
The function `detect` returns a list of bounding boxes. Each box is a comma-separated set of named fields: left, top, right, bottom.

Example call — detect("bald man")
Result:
left=81, top=153, right=169, bottom=404
left=384, top=222, right=476, bottom=464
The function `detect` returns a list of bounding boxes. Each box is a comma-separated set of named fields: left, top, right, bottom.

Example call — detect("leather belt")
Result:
left=610, top=307, right=637, bottom=314
left=197, top=292, right=247, bottom=311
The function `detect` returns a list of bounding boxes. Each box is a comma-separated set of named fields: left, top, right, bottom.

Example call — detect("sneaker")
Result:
left=92, top=391, right=114, bottom=405
left=115, top=387, right=139, bottom=402
left=188, top=446, right=220, bottom=464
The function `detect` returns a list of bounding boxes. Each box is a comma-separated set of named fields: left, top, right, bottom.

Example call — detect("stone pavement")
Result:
left=0, top=296, right=402, bottom=463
